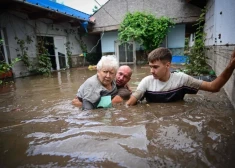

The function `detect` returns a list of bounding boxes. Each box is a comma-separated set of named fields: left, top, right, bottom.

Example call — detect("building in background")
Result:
left=204, top=0, right=235, bottom=108
left=0, top=0, right=99, bottom=77
left=187, top=0, right=235, bottom=108
left=91, top=0, right=202, bottom=64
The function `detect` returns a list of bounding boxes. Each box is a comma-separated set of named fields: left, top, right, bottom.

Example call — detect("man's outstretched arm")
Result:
left=126, top=88, right=145, bottom=106
left=200, top=49, right=235, bottom=92
left=126, top=95, right=138, bottom=106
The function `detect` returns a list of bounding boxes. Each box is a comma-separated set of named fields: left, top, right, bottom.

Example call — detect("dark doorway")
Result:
left=37, top=36, right=56, bottom=70
left=0, top=30, right=6, bottom=62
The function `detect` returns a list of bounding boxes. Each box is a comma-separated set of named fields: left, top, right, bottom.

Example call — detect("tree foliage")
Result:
left=37, top=42, right=52, bottom=76
left=118, top=12, right=174, bottom=51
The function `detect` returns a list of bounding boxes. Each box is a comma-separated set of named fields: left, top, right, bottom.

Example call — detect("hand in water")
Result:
left=112, top=95, right=123, bottom=104
left=124, top=103, right=129, bottom=108
left=72, top=98, right=82, bottom=107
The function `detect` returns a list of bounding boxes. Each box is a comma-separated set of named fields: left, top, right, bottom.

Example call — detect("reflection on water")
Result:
left=0, top=66, right=235, bottom=168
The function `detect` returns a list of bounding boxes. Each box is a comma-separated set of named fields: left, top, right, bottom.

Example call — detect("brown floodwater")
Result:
left=0, top=65, right=235, bottom=168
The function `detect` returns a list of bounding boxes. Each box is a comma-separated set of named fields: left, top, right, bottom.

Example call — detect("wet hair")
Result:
left=96, top=55, right=119, bottom=71
left=148, top=47, right=172, bottom=63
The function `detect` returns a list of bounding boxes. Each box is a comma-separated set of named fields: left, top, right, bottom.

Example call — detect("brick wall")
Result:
left=206, top=45, right=235, bottom=108
left=70, top=55, right=89, bottom=68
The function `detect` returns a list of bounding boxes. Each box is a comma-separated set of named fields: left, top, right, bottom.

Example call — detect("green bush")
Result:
left=118, top=12, right=174, bottom=52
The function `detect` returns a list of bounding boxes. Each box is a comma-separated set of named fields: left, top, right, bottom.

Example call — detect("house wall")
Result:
left=100, top=24, right=186, bottom=56
left=101, top=31, right=118, bottom=54
left=93, top=0, right=197, bottom=64
left=204, top=0, right=235, bottom=108
left=168, top=24, right=185, bottom=56
left=0, top=11, right=99, bottom=77
left=92, top=0, right=202, bottom=33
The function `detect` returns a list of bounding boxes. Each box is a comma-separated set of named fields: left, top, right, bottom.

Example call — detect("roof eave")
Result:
left=14, top=0, right=94, bottom=24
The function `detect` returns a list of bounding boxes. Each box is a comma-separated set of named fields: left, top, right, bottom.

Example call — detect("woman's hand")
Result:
left=72, top=97, right=83, bottom=107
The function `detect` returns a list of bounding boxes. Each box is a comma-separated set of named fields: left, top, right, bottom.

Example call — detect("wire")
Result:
left=94, top=0, right=119, bottom=23
left=88, top=28, right=104, bottom=53
left=94, top=0, right=102, bottom=7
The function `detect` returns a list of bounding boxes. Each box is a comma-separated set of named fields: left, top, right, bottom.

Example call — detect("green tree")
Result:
left=36, top=38, right=52, bottom=76
left=118, top=12, right=174, bottom=52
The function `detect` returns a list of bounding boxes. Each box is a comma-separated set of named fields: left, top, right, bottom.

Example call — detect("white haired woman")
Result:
left=72, top=55, right=121, bottom=110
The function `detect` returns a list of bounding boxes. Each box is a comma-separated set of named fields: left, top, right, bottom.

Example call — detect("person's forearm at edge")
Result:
left=112, top=95, right=123, bottom=104
left=126, top=95, right=138, bottom=106
left=200, top=50, right=235, bottom=92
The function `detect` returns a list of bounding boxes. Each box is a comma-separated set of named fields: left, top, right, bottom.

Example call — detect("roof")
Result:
left=0, top=0, right=93, bottom=29
left=91, top=0, right=202, bottom=33
left=24, top=0, right=90, bottom=21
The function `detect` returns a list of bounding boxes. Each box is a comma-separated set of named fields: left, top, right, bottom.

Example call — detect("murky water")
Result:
left=0, top=65, right=235, bottom=168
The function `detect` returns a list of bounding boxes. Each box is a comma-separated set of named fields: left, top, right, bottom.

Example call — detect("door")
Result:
left=0, top=29, right=9, bottom=64
left=115, top=41, right=136, bottom=64
left=54, top=36, right=67, bottom=70
left=37, top=36, right=56, bottom=70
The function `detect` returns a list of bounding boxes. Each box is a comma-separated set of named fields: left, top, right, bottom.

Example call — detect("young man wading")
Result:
left=126, top=47, right=235, bottom=106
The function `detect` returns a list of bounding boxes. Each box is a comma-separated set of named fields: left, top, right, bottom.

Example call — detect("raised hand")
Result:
left=229, top=48, right=235, bottom=69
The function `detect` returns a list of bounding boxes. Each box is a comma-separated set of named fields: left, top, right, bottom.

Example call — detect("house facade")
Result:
left=91, top=0, right=202, bottom=64
left=203, top=0, right=235, bottom=108
left=91, top=0, right=235, bottom=108
left=0, top=0, right=99, bottom=78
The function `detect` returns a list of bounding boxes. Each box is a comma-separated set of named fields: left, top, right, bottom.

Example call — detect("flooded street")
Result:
left=0, top=65, right=235, bottom=168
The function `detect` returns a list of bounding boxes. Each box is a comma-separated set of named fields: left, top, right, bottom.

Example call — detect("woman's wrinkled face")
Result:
left=97, top=67, right=116, bottom=87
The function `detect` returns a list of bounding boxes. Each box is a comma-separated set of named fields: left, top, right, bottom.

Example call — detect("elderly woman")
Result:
left=73, top=55, right=119, bottom=110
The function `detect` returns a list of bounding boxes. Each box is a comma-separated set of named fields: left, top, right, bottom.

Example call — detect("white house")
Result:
left=0, top=0, right=99, bottom=77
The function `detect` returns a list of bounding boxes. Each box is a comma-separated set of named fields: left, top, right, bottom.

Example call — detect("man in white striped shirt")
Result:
left=126, top=47, right=235, bottom=105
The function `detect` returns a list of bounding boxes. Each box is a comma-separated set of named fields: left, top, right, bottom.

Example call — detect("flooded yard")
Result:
left=0, top=65, right=235, bottom=168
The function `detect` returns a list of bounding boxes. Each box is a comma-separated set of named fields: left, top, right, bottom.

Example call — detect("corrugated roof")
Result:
left=24, top=0, right=90, bottom=21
